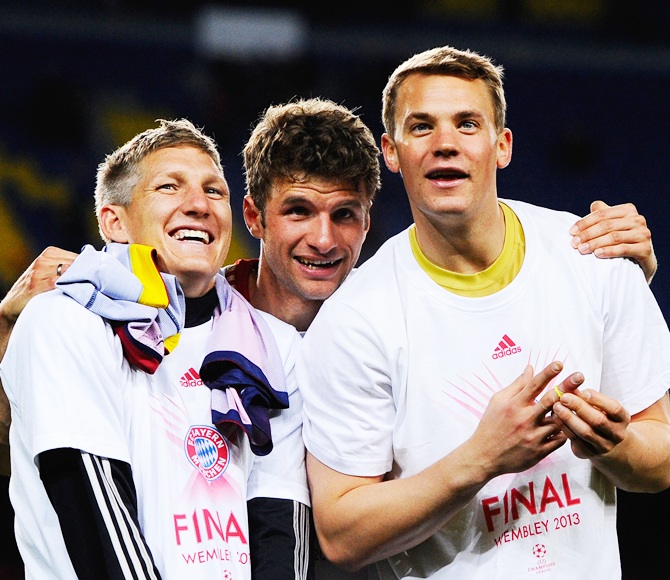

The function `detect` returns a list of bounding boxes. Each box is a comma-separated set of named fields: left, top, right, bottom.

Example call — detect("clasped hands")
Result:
left=536, top=362, right=630, bottom=459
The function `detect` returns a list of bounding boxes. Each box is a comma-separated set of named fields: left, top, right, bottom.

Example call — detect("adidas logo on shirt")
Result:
left=180, top=367, right=203, bottom=388
left=491, top=334, right=522, bottom=359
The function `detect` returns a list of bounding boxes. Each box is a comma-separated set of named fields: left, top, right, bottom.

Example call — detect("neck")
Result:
left=248, top=262, right=322, bottom=333
left=414, top=200, right=505, bottom=274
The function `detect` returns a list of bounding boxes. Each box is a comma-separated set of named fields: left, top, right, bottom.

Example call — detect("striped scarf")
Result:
left=56, top=243, right=288, bottom=455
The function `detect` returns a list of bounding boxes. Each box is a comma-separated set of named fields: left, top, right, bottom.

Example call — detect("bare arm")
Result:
left=540, top=385, right=670, bottom=493
left=571, top=200, right=657, bottom=283
left=308, top=364, right=583, bottom=571
left=0, top=247, right=77, bottom=361
left=0, top=247, right=77, bottom=459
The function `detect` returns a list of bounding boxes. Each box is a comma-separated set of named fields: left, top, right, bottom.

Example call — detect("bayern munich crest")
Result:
left=185, top=425, right=230, bottom=480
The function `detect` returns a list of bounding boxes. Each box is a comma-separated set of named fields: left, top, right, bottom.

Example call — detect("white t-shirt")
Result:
left=1, top=277, right=306, bottom=579
left=249, top=310, right=310, bottom=506
left=223, top=259, right=365, bottom=578
left=298, top=199, right=670, bottom=579
left=253, top=309, right=367, bottom=580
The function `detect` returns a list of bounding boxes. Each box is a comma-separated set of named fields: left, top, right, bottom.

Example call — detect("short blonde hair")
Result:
left=382, top=45, right=507, bottom=138
left=94, top=118, right=222, bottom=242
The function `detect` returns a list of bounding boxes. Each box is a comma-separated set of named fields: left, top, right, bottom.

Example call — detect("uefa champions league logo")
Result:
left=532, top=544, right=546, bottom=559
left=528, top=543, right=556, bottom=574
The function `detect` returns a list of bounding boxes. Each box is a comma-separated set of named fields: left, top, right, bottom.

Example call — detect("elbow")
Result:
left=319, top=544, right=368, bottom=573
left=0, top=414, right=9, bottom=447
left=317, top=533, right=375, bottom=572
left=640, top=472, right=670, bottom=494
left=0, top=388, right=10, bottom=446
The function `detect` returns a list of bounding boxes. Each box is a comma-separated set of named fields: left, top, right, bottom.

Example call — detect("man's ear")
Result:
left=381, top=133, right=400, bottom=174
left=243, top=196, right=263, bottom=240
left=99, top=205, right=130, bottom=243
left=496, top=128, right=513, bottom=169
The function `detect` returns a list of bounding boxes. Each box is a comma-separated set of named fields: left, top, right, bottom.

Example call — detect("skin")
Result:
left=0, top=247, right=77, bottom=474
left=308, top=364, right=583, bottom=569
left=307, top=74, right=670, bottom=571
left=0, top=171, right=659, bottom=475
left=0, top=247, right=77, bottom=361
left=0, top=109, right=660, bottom=481
left=537, top=374, right=670, bottom=493
left=99, top=145, right=232, bottom=298
left=382, top=74, right=512, bottom=274
left=243, top=176, right=370, bottom=333
left=571, top=199, right=657, bottom=283
left=1, top=144, right=232, bottom=474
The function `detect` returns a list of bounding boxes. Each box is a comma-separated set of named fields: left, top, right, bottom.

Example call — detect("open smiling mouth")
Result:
left=172, top=229, right=211, bottom=244
left=427, top=169, right=468, bottom=181
left=295, top=257, right=340, bottom=269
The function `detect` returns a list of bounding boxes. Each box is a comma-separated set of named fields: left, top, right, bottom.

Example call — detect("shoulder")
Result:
left=7, top=290, right=114, bottom=372
left=256, top=310, right=302, bottom=362
left=330, top=229, right=411, bottom=298
left=222, top=258, right=258, bottom=301
left=502, top=198, right=579, bottom=230
left=504, top=198, right=597, bottom=270
left=18, top=289, right=107, bottom=333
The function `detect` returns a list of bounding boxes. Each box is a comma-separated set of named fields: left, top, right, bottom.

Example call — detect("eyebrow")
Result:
left=454, top=110, right=486, bottom=122
left=406, top=111, right=433, bottom=125
left=280, top=194, right=311, bottom=206
left=279, top=194, right=366, bottom=209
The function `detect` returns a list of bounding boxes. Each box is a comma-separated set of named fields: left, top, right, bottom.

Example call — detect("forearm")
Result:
left=40, top=448, right=161, bottom=579
left=0, top=306, right=13, bottom=363
left=641, top=249, right=658, bottom=284
left=0, top=381, right=10, bottom=450
left=310, top=364, right=576, bottom=570
left=309, top=445, right=491, bottom=571
left=593, top=419, right=670, bottom=493
left=0, top=444, right=9, bottom=477
left=0, top=376, right=10, bottom=467
left=0, top=306, right=16, bottom=449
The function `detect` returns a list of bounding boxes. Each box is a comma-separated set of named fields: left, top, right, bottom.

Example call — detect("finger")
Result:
left=47, top=251, right=78, bottom=268
left=539, top=431, right=568, bottom=456
left=55, top=261, right=74, bottom=278
left=536, top=372, right=583, bottom=412
left=551, top=412, right=575, bottom=437
left=571, top=389, right=628, bottom=423
left=573, top=223, right=649, bottom=256
left=524, top=361, right=564, bottom=404
left=555, top=372, right=585, bottom=396
left=570, top=202, right=639, bottom=242
left=590, top=200, right=610, bottom=213
left=592, top=241, right=647, bottom=260
left=570, top=201, right=620, bottom=236
left=507, top=364, right=534, bottom=398
left=553, top=392, right=626, bottom=453
left=35, top=250, right=78, bottom=281
left=561, top=421, right=597, bottom=460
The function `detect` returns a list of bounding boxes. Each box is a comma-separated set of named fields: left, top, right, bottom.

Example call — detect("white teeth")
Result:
left=173, top=229, right=210, bottom=243
left=297, top=258, right=336, bottom=269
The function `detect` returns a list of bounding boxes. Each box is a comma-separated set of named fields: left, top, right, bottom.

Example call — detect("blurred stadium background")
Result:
left=0, top=1, right=668, bottom=578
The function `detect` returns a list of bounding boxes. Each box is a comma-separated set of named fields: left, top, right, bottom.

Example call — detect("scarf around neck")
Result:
left=56, top=243, right=288, bottom=455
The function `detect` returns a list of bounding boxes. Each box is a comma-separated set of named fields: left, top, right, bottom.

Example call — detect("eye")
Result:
left=460, top=120, right=479, bottom=132
left=333, top=207, right=355, bottom=221
left=411, top=122, right=431, bottom=134
left=286, top=206, right=310, bottom=217
left=158, top=183, right=178, bottom=192
left=205, top=187, right=227, bottom=199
